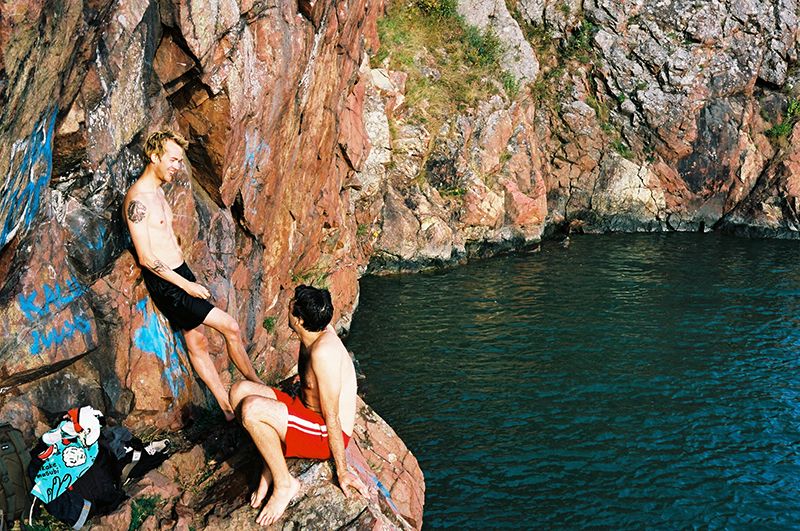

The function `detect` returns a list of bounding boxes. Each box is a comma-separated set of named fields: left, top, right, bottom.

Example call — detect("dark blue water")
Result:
left=345, top=233, right=800, bottom=529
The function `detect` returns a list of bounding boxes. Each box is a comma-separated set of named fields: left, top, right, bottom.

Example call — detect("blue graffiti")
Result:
left=81, top=225, right=106, bottom=251
left=350, top=461, right=399, bottom=512
left=0, top=108, right=57, bottom=249
left=17, top=277, right=87, bottom=321
left=30, top=316, right=93, bottom=356
left=133, top=298, right=188, bottom=397
left=244, top=131, right=270, bottom=179
left=17, top=277, right=91, bottom=355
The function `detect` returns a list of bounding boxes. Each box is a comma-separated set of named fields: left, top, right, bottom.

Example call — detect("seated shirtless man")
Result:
left=229, top=285, right=368, bottom=526
left=124, top=130, right=263, bottom=420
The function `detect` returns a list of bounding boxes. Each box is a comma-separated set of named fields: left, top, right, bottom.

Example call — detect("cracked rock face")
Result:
left=354, top=0, right=799, bottom=273
left=1, top=0, right=424, bottom=528
left=89, top=398, right=422, bottom=530
left=1, top=0, right=799, bottom=524
left=0, top=0, right=382, bottom=424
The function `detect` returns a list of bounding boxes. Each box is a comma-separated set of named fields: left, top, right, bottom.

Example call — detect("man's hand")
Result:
left=184, top=281, right=211, bottom=299
left=337, top=470, right=369, bottom=499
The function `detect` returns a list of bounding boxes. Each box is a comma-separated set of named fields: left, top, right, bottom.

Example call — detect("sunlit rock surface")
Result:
left=0, top=0, right=423, bottom=528
left=1, top=0, right=799, bottom=526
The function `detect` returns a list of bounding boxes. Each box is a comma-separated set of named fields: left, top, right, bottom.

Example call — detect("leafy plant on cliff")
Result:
left=512, top=8, right=599, bottom=110
left=464, top=25, right=502, bottom=66
left=129, top=496, right=163, bottom=531
left=372, top=0, right=513, bottom=128
left=562, top=20, right=598, bottom=64
left=611, top=138, right=633, bottom=159
left=262, top=315, right=277, bottom=333
left=290, top=265, right=331, bottom=289
left=502, top=71, right=521, bottom=98
left=765, top=98, right=800, bottom=139
left=415, top=0, right=458, bottom=18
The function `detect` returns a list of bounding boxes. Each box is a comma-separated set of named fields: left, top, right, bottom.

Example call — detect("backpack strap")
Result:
left=0, top=445, right=14, bottom=519
left=72, top=499, right=91, bottom=530
left=0, top=424, right=32, bottom=520
left=6, top=429, right=27, bottom=463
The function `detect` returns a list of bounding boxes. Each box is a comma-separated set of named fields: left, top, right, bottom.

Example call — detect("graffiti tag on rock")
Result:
left=0, top=108, right=57, bottom=250
left=17, top=276, right=92, bottom=356
left=133, top=298, right=188, bottom=397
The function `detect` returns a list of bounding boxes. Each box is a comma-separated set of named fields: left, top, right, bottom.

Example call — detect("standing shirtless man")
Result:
left=229, top=285, right=368, bottom=526
left=124, top=130, right=262, bottom=420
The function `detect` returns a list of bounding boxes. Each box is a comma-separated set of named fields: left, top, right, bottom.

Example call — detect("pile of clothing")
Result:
left=28, top=406, right=170, bottom=529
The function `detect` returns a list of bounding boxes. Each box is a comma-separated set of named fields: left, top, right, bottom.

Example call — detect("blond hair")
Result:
left=143, top=129, right=188, bottom=159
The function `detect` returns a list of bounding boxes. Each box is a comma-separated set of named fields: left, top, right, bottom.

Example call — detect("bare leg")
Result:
left=203, top=308, right=262, bottom=383
left=229, top=380, right=277, bottom=412
left=240, top=395, right=300, bottom=526
left=251, top=465, right=273, bottom=508
left=229, top=382, right=280, bottom=508
left=184, top=327, right=235, bottom=421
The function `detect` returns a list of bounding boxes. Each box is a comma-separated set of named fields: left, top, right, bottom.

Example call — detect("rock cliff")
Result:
left=357, top=0, right=800, bottom=274
left=0, top=0, right=422, bottom=528
left=0, top=0, right=386, bottom=428
left=1, top=0, right=799, bottom=527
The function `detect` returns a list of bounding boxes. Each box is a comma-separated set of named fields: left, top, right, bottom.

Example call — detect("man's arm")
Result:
left=311, top=343, right=368, bottom=498
left=125, top=196, right=209, bottom=299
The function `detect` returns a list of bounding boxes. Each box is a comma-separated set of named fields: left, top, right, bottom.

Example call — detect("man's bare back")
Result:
left=228, top=285, right=368, bottom=527
left=299, top=325, right=358, bottom=436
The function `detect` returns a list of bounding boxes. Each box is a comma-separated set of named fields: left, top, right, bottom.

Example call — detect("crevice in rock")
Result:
left=338, top=506, right=369, bottom=530
left=0, top=347, right=96, bottom=389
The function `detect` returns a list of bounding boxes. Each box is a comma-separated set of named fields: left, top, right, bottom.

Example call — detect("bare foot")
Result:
left=250, top=466, right=273, bottom=508
left=256, top=476, right=300, bottom=527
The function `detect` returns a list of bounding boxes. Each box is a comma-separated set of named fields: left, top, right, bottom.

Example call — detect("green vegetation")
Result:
left=262, top=315, right=277, bottom=333
left=611, top=138, right=633, bottom=159
left=513, top=8, right=599, bottom=109
left=765, top=98, right=800, bottom=138
left=563, top=20, right=597, bottom=64
left=290, top=266, right=331, bottom=289
left=23, top=510, right=70, bottom=531
left=501, top=71, right=521, bottom=99
left=438, top=186, right=467, bottom=198
left=414, top=0, right=458, bottom=18
left=129, top=496, right=162, bottom=531
left=586, top=94, right=609, bottom=124
left=372, top=0, right=517, bottom=128
left=356, top=223, right=369, bottom=237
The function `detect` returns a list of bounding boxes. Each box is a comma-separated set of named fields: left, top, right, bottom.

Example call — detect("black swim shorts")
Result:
left=141, top=262, right=214, bottom=331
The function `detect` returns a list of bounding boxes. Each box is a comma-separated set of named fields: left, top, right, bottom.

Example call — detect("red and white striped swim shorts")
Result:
left=271, top=387, right=351, bottom=459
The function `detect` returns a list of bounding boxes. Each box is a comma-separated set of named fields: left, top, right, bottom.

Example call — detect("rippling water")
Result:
left=345, top=233, right=800, bottom=529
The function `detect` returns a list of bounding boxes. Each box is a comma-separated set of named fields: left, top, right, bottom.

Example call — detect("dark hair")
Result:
left=292, top=285, right=333, bottom=332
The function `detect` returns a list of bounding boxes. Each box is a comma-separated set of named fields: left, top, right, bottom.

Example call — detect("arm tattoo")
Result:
left=153, top=260, right=168, bottom=273
left=127, top=200, right=147, bottom=223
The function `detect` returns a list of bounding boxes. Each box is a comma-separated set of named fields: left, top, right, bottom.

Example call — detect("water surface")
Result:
left=345, top=233, right=800, bottom=529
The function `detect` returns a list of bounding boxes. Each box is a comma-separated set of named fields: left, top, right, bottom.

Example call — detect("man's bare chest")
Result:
left=147, top=196, right=173, bottom=229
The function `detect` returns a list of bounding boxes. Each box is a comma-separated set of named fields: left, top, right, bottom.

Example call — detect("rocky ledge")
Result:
left=88, top=398, right=423, bottom=530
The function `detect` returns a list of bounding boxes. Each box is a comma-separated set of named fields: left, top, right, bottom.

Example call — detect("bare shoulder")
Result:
left=311, top=329, right=348, bottom=361
left=124, top=184, right=156, bottom=224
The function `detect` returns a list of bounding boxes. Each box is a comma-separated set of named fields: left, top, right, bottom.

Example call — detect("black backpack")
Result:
left=0, top=423, right=32, bottom=529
